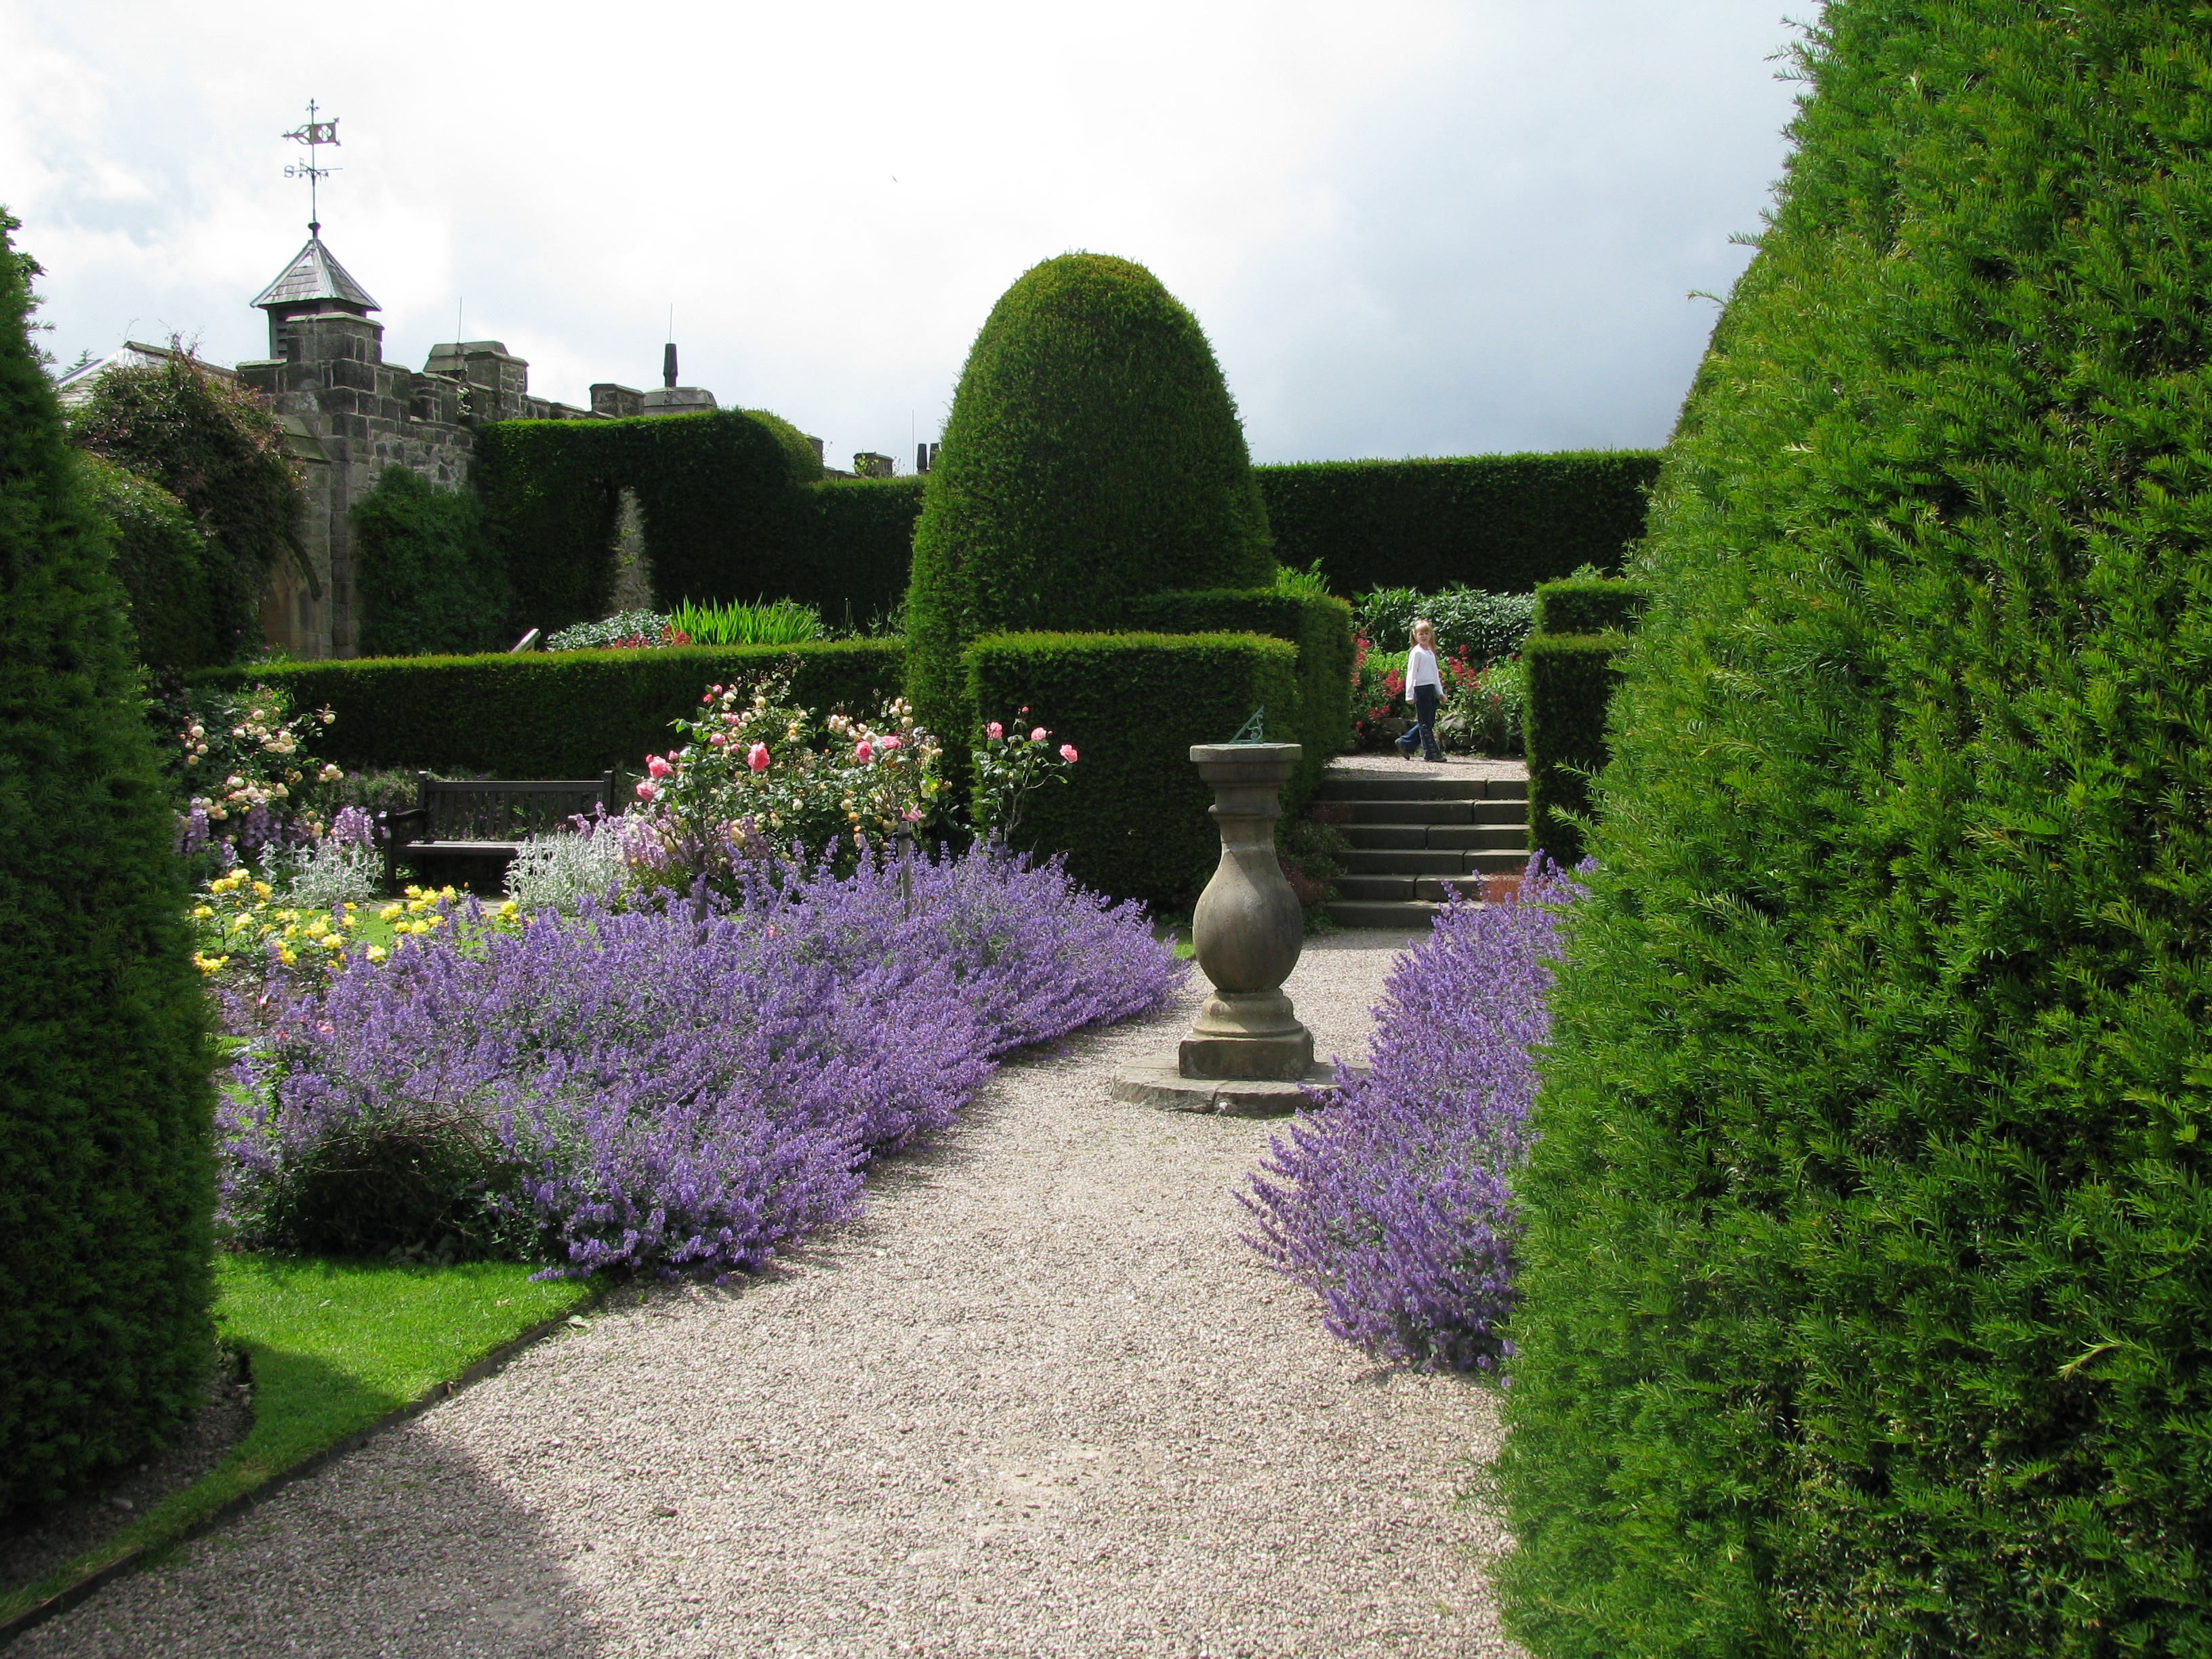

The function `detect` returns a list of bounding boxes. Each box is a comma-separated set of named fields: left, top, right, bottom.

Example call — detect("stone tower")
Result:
left=236, top=234, right=592, bottom=657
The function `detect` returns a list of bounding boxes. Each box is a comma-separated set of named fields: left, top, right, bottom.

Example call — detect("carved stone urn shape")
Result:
left=1181, top=743, right=1312, bottom=1080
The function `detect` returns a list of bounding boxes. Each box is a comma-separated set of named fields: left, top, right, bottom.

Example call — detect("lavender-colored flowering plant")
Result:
left=220, top=843, right=1182, bottom=1277
left=1240, top=855, right=1580, bottom=1371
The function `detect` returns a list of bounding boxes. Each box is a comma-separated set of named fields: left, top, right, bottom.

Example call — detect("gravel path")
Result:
left=23, top=933, right=1519, bottom=1659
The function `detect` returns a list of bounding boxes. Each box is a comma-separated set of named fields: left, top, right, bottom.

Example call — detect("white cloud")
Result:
left=3, top=0, right=1799, bottom=462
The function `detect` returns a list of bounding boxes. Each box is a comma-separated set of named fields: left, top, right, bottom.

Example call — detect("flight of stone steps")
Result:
left=1316, top=766, right=1531, bottom=928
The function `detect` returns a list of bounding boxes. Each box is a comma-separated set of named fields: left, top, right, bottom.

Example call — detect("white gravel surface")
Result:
left=23, top=933, right=1519, bottom=1659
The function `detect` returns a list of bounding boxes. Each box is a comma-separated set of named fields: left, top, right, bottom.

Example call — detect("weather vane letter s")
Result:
left=281, top=100, right=342, bottom=235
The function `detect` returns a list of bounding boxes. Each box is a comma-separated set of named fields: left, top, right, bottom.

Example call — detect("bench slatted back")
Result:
left=416, top=773, right=617, bottom=843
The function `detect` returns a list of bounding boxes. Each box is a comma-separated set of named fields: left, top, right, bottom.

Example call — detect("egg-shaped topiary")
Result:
left=903, top=253, right=1273, bottom=744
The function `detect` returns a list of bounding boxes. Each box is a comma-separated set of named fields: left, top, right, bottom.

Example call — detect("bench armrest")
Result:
left=378, top=806, right=428, bottom=846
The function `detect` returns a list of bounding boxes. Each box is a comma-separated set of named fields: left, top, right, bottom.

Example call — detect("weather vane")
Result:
left=281, top=100, right=342, bottom=236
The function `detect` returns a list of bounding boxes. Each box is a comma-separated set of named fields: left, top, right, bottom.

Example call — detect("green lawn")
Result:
left=0, top=1254, right=597, bottom=1626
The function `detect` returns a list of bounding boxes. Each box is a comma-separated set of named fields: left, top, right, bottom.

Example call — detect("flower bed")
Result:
left=217, top=845, right=1183, bottom=1277
left=1240, top=857, right=1576, bottom=1370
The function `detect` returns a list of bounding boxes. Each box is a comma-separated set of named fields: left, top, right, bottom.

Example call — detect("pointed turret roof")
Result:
left=250, top=235, right=380, bottom=313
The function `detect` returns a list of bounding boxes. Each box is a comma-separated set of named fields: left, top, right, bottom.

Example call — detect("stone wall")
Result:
left=238, top=319, right=594, bottom=658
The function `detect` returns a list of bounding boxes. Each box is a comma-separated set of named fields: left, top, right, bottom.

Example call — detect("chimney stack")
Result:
left=662, top=342, right=678, bottom=389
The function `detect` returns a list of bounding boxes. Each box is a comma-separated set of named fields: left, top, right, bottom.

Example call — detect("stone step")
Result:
left=1424, top=819, right=1530, bottom=846
left=1339, top=847, right=1468, bottom=876
left=1314, top=775, right=1523, bottom=802
left=1334, top=874, right=1488, bottom=903
left=1338, top=799, right=1478, bottom=825
left=1326, top=898, right=1444, bottom=929
left=1344, top=820, right=1528, bottom=851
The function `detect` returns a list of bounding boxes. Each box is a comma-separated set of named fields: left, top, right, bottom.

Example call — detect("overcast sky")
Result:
left=3, top=1, right=1803, bottom=469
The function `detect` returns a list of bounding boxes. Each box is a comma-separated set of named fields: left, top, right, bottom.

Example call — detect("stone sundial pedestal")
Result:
left=1112, top=742, right=1349, bottom=1116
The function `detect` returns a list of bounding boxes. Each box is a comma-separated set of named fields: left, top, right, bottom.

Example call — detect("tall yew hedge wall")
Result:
left=473, top=409, right=823, bottom=634
left=1258, top=451, right=1657, bottom=595
left=1499, top=5, right=2212, bottom=1656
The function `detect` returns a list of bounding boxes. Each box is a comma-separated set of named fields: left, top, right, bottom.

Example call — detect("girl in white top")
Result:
left=1397, top=619, right=1445, bottom=762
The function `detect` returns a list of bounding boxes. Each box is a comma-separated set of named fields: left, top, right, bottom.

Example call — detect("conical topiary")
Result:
left=903, top=253, right=1273, bottom=743
left=1497, top=6, right=2212, bottom=1655
left=0, top=213, right=215, bottom=1511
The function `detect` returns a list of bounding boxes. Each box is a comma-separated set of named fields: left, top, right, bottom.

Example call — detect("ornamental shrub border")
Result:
left=189, top=642, right=904, bottom=779
left=964, top=631, right=1298, bottom=908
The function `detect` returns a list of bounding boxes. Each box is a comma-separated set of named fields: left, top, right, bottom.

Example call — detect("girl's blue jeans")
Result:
left=1401, top=683, right=1442, bottom=760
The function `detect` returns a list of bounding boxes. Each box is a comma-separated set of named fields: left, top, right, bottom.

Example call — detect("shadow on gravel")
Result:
left=13, top=1408, right=609, bottom=1659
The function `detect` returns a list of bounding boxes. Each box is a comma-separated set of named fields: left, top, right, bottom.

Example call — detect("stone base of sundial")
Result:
left=1112, top=741, right=1361, bottom=1119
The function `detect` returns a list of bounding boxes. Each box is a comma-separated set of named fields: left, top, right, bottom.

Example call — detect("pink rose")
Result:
left=1030, top=727, right=1047, bottom=743
left=853, top=741, right=874, bottom=764
left=882, top=735, right=902, bottom=750
left=635, top=781, right=657, bottom=801
left=647, top=755, right=673, bottom=778
left=748, top=743, right=770, bottom=774
left=986, top=722, right=1004, bottom=740
left=708, top=733, right=726, bottom=747
left=1060, top=744, right=1078, bottom=763
left=701, top=692, right=713, bottom=704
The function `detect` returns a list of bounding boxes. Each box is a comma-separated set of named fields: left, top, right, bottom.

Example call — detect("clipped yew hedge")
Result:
left=1258, top=451, right=1657, bottom=596
left=1120, top=588, right=1353, bottom=805
left=905, top=253, right=1275, bottom=749
left=1500, top=5, right=2212, bottom=1655
left=2, top=212, right=215, bottom=1509
left=192, top=641, right=905, bottom=779
left=964, top=632, right=1298, bottom=907
left=473, top=409, right=821, bottom=634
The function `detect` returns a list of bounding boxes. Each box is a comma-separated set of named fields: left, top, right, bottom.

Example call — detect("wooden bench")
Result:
left=378, top=771, right=621, bottom=888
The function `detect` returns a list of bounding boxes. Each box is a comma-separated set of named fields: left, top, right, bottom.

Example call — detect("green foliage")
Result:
left=964, top=632, right=1298, bottom=907
left=66, top=346, right=304, bottom=662
left=1500, top=7, right=2212, bottom=1655
left=0, top=212, right=214, bottom=1510
left=1258, top=451, right=1658, bottom=598
left=1120, top=588, right=1353, bottom=806
left=1355, top=583, right=1538, bottom=657
left=906, top=253, right=1275, bottom=746
left=75, top=453, right=220, bottom=672
left=741, top=407, right=825, bottom=484
left=1531, top=573, right=1650, bottom=636
left=1519, top=579, right=1650, bottom=855
left=1521, top=634, right=1624, bottom=866
left=666, top=595, right=825, bottom=647
left=188, top=640, right=904, bottom=779
left=350, top=466, right=510, bottom=657
left=474, top=409, right=817, bottom=634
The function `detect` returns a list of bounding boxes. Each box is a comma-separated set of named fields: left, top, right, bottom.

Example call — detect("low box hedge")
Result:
left=191, top=641, right=905, bottom=779
left=964, top=632, right=1299, bottom=908
left=1120, top=588, right=1353, bottom=808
